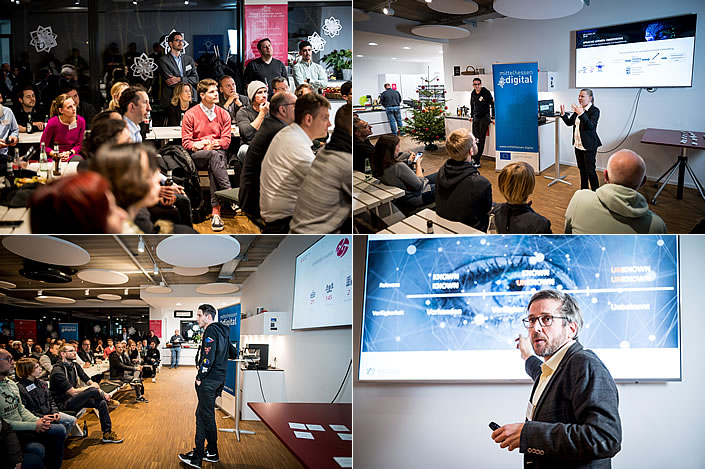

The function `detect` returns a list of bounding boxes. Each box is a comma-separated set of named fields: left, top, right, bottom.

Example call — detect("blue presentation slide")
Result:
left=360, top=235, right=680, bottom=381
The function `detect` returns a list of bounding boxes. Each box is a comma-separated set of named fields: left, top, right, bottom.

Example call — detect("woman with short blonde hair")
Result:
left=489, top=161, right=552, bottom=233
left=108, top=82, right=129, bottom=111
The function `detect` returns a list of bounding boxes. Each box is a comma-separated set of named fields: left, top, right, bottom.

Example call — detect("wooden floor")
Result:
left=64, top=366, right=303, bottom=469
left=393, top=135, right=705, bottom=234
left=193, top=213, right=262, bottom=234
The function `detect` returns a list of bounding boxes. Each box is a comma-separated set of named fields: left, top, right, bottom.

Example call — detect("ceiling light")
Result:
left=74, top=0, right=80, bottom=4
left=85, top=289, right=89, bottom=296
left=391, top=57, right=397, bottom=60
left=403, top=47, right=411, bottom=50
left=137, top=236, right=145, bottom=253
left=124, top=288, right=129, bottom=295
left=368, top=42, right=378, bottom=46
left=356, top=54, right=364, bottom=57
left=383, top=4, right=394, bottom=15
left=425, top=0, right=432, bottom=3
left=153, top=263, right=159, bottom=275
left=184, top=0, right=189, bottom=4
left=176, top=302, right=182, bottom=306
left=38, top=290, right=43, bottom=296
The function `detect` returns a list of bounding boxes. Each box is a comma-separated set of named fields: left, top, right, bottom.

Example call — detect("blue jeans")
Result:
left=171, top=347, right=181, bottom=367
left=57, top=412, right=77, bottom=435
left=385, top=106, right=403, bottom=135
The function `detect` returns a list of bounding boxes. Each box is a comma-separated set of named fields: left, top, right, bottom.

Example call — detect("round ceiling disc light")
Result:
left=2, top=236, right=90, bottom=266
left=0, top=281, right=16, bottom=289
left=156, top=235, right=240, bottom=268
left=77, top=269, right=129, bottom=285
left=196, top=283, right=241, bottom=295
left=36, top=295, right=76, bottom=304
left=173, top=266, right=209, bottom=277
left=493, top=0, right=583, bottom=20
left=145, top=285, right=173, bottom=294
left=121, top=299, right=147, bottom=306
left=411, top=25, right=470, bottom=39
left=97, top=293, right=121, bottom=301
left=428, top=0, right=478, bottom=15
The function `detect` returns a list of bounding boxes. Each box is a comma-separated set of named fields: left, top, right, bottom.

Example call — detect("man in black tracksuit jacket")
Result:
left=179, top=304, right=234, bottom=469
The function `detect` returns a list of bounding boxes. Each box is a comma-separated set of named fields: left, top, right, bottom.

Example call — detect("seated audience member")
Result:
left=239, top=91, right=296, bottom=220
left=31, top=345, right=44, bottom=361
left=30, top=171, right=128, bottom=234
left=489, top=161, right=551, bottom=234
left=353, top=117, right=374, bottom=172
left=565, top=149, right=667, bottom=234
left=9, top=342, right=24, bottom=361
left=49, top=345, right=122, bottom=444
left=108, top=81, right=128, bottom=111
left=181, top=78, right=232, bottom=232
left=236, top=80, right=269, bottom=146
left=218, top=75, right=249, bottom=124
left=38, top=343, right=60, bottom=381
left=94, top=339, right=104, bottom=356
left=293, top=40, right=327, bottom=90
left=13, top=86, right=47, bottom=133
left=81, top=118, right=131, bottom=160
left=260, top=93, right=331, bottom=233
left=291, top=104, right=352, bottom=233
left=166, top=82, right=196, bottom=126
left=2, top=416, right=45, bottom=469
left=372, top=135, right=437, bottom=216
left=294, top=83, right=314, bottom=98
left=91, top=109, right=124, bottom=127
left=271, top=76, right=289, bottom=94
left=108, top=342, right=147, bottom=403
left=0, top=350, right=67, bottom=469
left=16, top=358, right=77, bottom=436
left=90, top=143, right=162, bottom=233
left=40, top=93, right=85, bottom=162
left=0, top=90, right=19, bottom=165
left=341, top=81, right=352, bottom=105
left=77, top=340, right=96, bottom=366
left=118, top=86, right=151, bottom=143
left=435, top=128, right=492, bottom=230
left=61, top=85, right=96, bottom=129
left=145, top=341, right=161, bottom=383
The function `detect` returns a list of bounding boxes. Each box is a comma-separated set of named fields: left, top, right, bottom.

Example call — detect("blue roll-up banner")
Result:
left=492, top=62, right=539, bottom=169
left=219, top=304, right=241, bottom=395
left=58, top=323, right=79, bottom=341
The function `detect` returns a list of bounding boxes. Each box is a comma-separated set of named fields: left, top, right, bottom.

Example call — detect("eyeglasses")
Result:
left=522, top=315, right=569, bottom=328
left=172, top=39, right=184, bottom=43
left=0, top=356, right=13, bottom=362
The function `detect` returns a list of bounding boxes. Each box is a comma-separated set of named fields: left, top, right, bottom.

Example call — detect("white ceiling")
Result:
left=354, top=30, right=444, bottom=64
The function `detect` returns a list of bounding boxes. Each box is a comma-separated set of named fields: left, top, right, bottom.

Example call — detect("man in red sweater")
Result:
left=181, top=78, right=232, bottom=231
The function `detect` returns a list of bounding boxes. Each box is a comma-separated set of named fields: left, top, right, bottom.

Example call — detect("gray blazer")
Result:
left=158, top=52, right=199, bottom=107
left=521, top=341, right=622, bottom=468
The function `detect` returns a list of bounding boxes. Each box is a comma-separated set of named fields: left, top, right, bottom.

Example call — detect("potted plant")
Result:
left=322, top=49, right=352, bottom=80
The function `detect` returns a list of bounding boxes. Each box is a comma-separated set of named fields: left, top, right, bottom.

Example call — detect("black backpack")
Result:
left=157, top=144, right=208, bottom=224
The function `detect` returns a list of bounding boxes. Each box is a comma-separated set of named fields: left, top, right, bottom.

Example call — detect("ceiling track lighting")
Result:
left=85, top=289, right=89, bottom=296
left=184, top=0, right=189, bottom=4
left=153, top=263, right=159, bottom=276
left=137, top=236, right=145, bottom=253
left=383, top=4, right=395, bottom=15
left=38, top=290, right=43, bottom=296
left=124, top=288, right=129, bottom=295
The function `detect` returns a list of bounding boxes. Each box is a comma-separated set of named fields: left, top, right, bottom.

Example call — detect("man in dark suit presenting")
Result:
left=560, top=89, right=602, bottom=191
left=492, top=289, right=622, bottom=468
left=158, top=31, right=199, bottom=108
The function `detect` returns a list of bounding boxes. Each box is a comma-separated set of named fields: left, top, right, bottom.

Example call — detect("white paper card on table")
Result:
left=334, top=456, right=353, bottom=468
left=337, top=432, right=352, bottom=441
left=306, top=424, right=325, bottom=431
left=329, top=424, right=349, bottom=432
left=294, top=431, right=315, bottom=440
left=288, top=422, right=307, bottom=430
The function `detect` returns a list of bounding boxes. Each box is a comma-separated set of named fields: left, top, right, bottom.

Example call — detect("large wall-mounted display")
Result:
left=575, top=14, right=696, bottom=88
left=359, top=235, right=680, bottom=382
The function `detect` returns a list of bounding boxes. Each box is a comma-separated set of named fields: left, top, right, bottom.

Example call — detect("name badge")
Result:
left=185, top=64, right=192, bottom=72
left=26, top=383, right=37, bottom=392
left=526, top=401, right=534, bottom=421
left=479, top=96, right=484, bottom=102
left=69, top=121, right=78, bottom=130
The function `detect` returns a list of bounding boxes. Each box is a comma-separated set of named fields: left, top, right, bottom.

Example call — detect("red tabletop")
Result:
left=248, top=402, right=352, bottom=469
left=641, top=128, right=705, bottom=150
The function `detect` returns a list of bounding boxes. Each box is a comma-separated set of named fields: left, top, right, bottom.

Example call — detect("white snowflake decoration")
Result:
left=46, top=324, right=53, bottom=332
left=308, top=32, right=326, bottom=53
left=130, top=53, right=158, bottom=80
left=128, top=326, right=136, bottom=336
left=322, top=17, right=342, bottom=38
left=30, top=25, right=58, bottom=53
left=161, top=29, right=189, bottom=55
left=93, top=325, right=101, bottom=333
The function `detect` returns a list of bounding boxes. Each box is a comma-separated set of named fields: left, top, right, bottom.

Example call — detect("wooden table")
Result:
left=18, top=126, right=240, bottom=145
left=248, top=402, right=352, bottom=469
left=26, top=161, right=80, bottom=176
left=353, top=171, right=405, bottom=216
left=0, top=205, right=30, bottom=234
left=641, top=127, right=705, bottom=203
left=379, top=208, right=484, bottom=234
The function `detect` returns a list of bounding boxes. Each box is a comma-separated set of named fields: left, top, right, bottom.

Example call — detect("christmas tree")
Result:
left=404, top=74, right=448, bottom=150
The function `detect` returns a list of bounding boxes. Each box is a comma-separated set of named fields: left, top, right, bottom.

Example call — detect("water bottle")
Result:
left=165, top=169, right=173, bottom=186
left=5, top=158, right=13, bottom=185
left=12, top=148, right=20, bottom=173
left=180, top=112, right=184, bottom=126
left=39, top=142, right=48, bottom=178
left=364, top=158, right=371, bottom=175
left=426, top=220, right=434, bottom=234
left=147, top=111, right=153, bottom=133
left=487, top=213, right=498, bottom=234
left=83, top=420, right=88, bottom=437
left=53, top=143, right=59, bottom=161
left=53, top=154, right=61, bottom=176
left=26, top=112, right=33, bottom=134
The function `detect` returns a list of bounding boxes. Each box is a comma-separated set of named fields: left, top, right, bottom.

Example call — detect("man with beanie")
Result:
left=236, top=81, right=269, bottom=146
left=181, top=78, right=233, bottom=232
left=178, top=304, right=236, bottom=469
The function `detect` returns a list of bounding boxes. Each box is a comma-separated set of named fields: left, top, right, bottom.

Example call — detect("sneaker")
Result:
left=108, top=399, right=120, bottom=408
left=203, top=449, right=219, bottom=463
left=471, top=161, right=481, bottom=168
left=136, top=396, right=149, bottom=403
left=211, top=214, right=224, bottom=232
left=152, top=377, right=156, bottom=383
left=178, top=451, right=202, bottom=469
left=102, top=431, right=123, bottom=444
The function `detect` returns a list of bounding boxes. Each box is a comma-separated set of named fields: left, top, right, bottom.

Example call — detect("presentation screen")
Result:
left=575, top=14, right=696, bottom=88
left=292, top=235, right=352, bottom=330
left=360, top=235, right=680, bottom=382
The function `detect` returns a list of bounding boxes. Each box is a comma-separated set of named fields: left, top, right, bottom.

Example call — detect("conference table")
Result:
left=378, top=208, right=484, bottom=235
left=641, top=127, right=705, bottom=204
left=248, top=402, right=352, bottom=469
left=19, top=126, right=240, bottom=145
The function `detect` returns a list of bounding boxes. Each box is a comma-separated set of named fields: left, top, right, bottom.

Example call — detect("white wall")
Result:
left=443, top=0, right=705, bottom=186
left=353, top=235, right=705, bottom=468
left=354, top=58, right=431, bottom=105
left=241, top=235, right=352, bottom=404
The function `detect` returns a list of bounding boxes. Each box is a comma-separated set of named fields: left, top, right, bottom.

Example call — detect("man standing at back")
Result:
left=380, top=83, right=403, bottom=136
left=293, top=40, right=327, bottom=90
left=243, top=38, right=288, bottom=92
left=158, top=31, right=199, bottom=108
left=469, top=77, right=494, bottom=168
left=178, top=304, right=234, bottom=469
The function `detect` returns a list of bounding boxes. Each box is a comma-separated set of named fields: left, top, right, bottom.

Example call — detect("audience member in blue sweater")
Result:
left=489, top=161, right=551, bottom=234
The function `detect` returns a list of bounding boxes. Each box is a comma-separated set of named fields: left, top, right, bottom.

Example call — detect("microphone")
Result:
left=489, top=421, right=500, bottom=431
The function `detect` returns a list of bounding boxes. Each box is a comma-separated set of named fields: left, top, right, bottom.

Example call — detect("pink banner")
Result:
left=14, top=320, right=37, bottom=341
left=244, top=3, right=288, bottom=66
left=149, top=320, right=162, bottom=338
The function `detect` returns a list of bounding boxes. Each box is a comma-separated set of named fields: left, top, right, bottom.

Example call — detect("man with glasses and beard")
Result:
left=491, top=289, right=622, bottom=468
